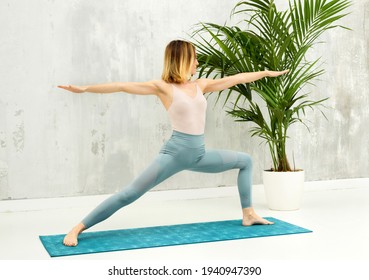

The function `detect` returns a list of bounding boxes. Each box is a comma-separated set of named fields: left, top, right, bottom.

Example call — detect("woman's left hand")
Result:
left=266, top=70, right=289, bottom=77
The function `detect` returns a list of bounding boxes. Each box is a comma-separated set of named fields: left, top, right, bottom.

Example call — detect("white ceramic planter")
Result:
left=263, top=170, right=305, bottom=211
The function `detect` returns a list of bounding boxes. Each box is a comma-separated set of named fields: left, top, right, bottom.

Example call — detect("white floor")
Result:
left=1, top=178, right=369, bottom=262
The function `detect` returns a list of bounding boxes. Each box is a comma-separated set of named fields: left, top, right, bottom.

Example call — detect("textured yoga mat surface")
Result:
left=39, top=217, right=312, bottom=257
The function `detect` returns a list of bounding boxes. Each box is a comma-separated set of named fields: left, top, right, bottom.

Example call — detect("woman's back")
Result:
left=167, top=83, right=207, bottom=135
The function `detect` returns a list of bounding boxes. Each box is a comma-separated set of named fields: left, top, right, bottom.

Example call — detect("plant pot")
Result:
left=263, top=170, right=304, bottom=211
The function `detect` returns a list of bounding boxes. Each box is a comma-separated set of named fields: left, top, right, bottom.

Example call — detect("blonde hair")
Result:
left=161, top=40, right=196, bottom=84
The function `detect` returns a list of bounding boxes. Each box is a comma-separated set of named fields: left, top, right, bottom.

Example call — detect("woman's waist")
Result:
left=168, top=130, right=205, bottom=148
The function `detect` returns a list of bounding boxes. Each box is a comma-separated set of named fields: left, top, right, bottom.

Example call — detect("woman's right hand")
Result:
left=57, top=85, right=86, bottom=93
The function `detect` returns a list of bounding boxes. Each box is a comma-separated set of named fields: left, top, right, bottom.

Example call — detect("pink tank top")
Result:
left=167, top=83, right=207, bottom=135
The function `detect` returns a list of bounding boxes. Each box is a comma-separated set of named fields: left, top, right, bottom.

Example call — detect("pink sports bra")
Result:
left=167, top=83, right=207, bottom=135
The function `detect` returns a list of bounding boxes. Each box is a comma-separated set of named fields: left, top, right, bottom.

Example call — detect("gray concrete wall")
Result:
left=0, top=0, right=368, bottom=200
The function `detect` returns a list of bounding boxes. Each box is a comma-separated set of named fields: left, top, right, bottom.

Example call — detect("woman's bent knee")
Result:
left=237, top=152, right=253, bottom=169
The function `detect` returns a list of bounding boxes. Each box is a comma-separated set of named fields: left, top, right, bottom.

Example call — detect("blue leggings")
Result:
left=82, top=131, right=253, bottom=229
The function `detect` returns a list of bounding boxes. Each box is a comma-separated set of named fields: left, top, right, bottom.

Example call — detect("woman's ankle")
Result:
left=72, top=223, right=86, bottom=234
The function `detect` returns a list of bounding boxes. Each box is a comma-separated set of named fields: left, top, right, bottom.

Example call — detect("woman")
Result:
left=59, top=40, right=288, bottom=246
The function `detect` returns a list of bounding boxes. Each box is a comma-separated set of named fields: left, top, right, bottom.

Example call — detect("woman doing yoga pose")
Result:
left=58, top=40, right=288, bottom=246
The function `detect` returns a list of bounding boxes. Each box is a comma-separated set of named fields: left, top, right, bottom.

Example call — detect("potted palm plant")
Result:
left=191, top=0, right=351, bottom=210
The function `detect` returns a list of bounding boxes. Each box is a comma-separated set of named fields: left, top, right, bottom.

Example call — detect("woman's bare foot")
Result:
left=63, top=223, right=86, bottom=247
left=242, top=207, right=274, bottom=226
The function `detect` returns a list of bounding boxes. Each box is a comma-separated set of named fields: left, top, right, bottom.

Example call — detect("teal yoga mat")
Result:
left=39, top=217, right=312, bottom=257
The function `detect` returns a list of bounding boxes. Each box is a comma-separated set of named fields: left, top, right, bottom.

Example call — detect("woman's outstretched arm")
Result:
left=58, top=80, right=164, bottom=96
left=198, top=70, right=289, bottom=93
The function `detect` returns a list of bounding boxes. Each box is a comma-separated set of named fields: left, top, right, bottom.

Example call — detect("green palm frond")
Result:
left=191, top=0, right=351, bottom=171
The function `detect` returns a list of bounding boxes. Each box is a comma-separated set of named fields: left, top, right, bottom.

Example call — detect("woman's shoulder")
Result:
left=195, top=78, right=208, bottom=92
left=150, top=80, right=172, bottom=96
left=146, top=79, right=169, bottom=90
